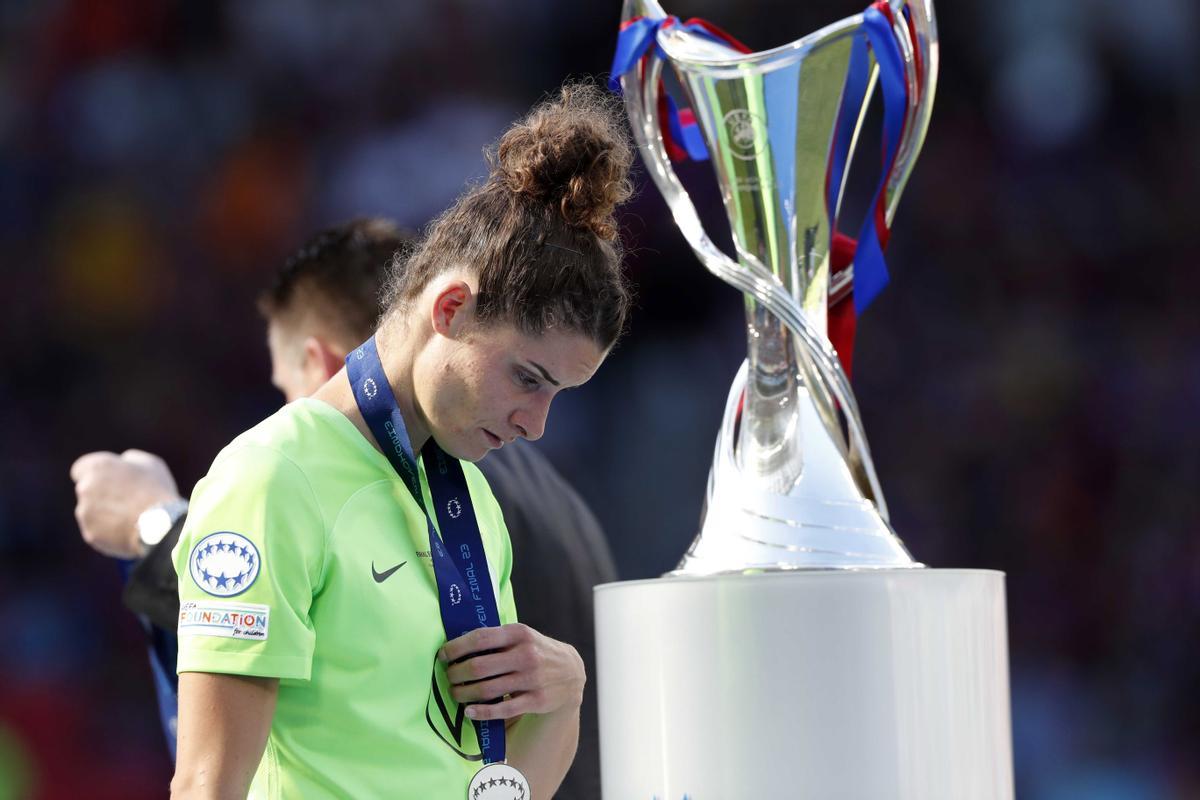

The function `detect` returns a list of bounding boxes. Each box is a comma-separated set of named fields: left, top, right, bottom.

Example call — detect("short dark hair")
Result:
left=258, top=218, right=411, bottom=346
left=385, top=83, right=634, bottom=350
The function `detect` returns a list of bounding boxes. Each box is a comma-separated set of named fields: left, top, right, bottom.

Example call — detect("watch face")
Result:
left=138, top=508, right=173, bottom=547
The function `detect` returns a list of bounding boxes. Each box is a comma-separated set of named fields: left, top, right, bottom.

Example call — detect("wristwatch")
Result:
left=136, top=498, right=190, bottom=555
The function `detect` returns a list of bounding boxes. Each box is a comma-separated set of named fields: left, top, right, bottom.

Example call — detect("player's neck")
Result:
left=312, top=337, right=431, bottom=457
left=377, top=331, right=432, bottom=453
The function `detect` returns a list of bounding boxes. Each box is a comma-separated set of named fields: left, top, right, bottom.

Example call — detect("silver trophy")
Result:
left=618, top=0, right=937, bottom=572
left=597, top=3, right=1013, bottom=797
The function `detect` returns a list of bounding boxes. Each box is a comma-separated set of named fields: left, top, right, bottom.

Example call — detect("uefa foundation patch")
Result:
left=179, top=600, right=269, bottom=640
left=189, top=531, right=260, bottom=597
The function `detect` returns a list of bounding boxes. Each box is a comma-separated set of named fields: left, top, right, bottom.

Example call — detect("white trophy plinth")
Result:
left=595, top=569, right=1013, bottom=799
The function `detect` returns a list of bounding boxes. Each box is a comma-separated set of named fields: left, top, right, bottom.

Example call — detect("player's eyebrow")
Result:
left=527, top=361, right=560, bottom=387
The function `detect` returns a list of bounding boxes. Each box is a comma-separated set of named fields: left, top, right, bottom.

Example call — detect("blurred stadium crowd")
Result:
left=0, top=0, right=1197, bottom=798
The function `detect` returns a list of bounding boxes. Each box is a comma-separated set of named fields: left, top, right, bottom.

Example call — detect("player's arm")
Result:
left=172, top=444, right=324, bottom=795
left=443, top=624, right=585, bottom=800
left=503, top=693, right=582, bottom=800
left=171, top=672, right=278, bottom=800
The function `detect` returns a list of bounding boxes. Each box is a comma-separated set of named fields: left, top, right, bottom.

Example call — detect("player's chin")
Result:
left=442, top=430, right=492, bottom=463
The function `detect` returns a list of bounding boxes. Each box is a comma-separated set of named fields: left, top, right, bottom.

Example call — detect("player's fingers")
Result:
left=69, top=451, right=117, bottom=482
left=447, top=650, right=524, bottom=685
left=465, top=692, right=538, bottom=721
left=74, top=498, right=100, bottom=543
left=450, top=673, right=522, bottom=705
left=121, top=448, right=163, bottom=467
left=439, top=623, right=532, bottom=664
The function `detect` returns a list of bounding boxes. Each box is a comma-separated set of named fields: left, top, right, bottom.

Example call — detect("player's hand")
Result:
left=441, top=623, right=585, bottom=722
left=70, top=449, right=182, bottom=558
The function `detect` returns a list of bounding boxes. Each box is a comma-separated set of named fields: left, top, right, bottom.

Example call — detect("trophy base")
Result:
left=682, top=361, right=920, bottom=573
left=595, top=569, right=1013, bottom=799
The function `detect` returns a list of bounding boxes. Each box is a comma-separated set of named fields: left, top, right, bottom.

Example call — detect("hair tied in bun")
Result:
left=385, top=80, right=634, bottom=350
left=491, top=82, right=634, bottom=242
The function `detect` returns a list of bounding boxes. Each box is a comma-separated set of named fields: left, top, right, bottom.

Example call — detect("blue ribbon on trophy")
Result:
left=849, top=3, right=911, bottom=312
left=610, top=15, right=750, bottom=163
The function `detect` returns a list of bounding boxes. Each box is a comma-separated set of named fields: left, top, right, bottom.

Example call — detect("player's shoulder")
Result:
left=217, top=397, right=319, bottom=453
left=187, top=399, right=371, bottom=544
left=211, top=398, right=356, bottom=473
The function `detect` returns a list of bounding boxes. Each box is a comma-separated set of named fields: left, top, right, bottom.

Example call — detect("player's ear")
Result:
left=429, top=280, right=475, bottom=338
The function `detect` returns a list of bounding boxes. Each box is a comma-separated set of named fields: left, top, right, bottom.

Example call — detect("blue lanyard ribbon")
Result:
left=346, top=335, right=506, bottom=764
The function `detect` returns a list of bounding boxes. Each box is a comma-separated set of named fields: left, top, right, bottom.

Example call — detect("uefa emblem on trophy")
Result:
left=597, top=1, right=1015, bottom=797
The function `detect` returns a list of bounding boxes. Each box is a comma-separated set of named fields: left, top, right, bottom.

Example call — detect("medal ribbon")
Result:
left=346, top=336, right=507, bottom=764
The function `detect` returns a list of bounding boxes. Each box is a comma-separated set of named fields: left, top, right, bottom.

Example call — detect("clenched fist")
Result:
left=70, top=449, right=182, bottom=558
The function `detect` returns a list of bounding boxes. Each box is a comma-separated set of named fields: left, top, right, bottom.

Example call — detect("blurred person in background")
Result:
left=71, top=215, right=616, bottom=798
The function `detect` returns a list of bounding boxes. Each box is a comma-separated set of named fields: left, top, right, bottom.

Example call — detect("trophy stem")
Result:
left=739, top=297, right=804, bottom=493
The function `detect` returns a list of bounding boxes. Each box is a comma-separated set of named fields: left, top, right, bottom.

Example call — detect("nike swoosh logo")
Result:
left=372, top=560, right=408, bottom=583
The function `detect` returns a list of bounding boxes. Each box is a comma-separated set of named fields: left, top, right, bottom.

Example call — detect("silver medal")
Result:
left=468, top=762, right=530, bottom=800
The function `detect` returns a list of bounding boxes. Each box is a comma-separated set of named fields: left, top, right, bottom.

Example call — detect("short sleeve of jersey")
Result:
left=173, top=443, right=326, bottom=681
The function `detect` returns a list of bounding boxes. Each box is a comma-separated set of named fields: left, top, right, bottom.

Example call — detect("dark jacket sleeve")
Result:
left=122, top=514, right=185, bottom=632
left=476, top=445, right=616, bottom=800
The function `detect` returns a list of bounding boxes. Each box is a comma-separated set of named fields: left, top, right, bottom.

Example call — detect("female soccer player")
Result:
left=169, top=84, right=632, bottom=800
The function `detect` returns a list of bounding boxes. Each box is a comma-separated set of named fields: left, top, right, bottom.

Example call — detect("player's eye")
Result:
left=515, top=368, right=540, bottom=390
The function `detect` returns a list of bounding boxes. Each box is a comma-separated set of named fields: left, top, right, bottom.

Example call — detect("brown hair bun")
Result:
left=386, top=82, right=634, bottom=349
left=491, top=83, right=634, bottom=242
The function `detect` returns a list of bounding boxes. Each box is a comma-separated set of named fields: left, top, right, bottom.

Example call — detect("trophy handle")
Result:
left=883, top=0, right=939, bottom=225
left=619, top=42, right=891, bottom=520
left=828, top=0, right=939, bottom=309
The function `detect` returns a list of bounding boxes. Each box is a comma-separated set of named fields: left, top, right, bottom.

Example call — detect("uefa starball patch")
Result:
left=189, top=531, right=261, bottom=597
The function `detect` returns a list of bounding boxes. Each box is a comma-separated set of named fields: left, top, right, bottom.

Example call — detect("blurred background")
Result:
left=1, top=0, right=1197, bottom=797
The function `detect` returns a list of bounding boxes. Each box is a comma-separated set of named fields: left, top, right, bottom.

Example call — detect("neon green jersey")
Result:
left=173, top=397, right=517, bottom=799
